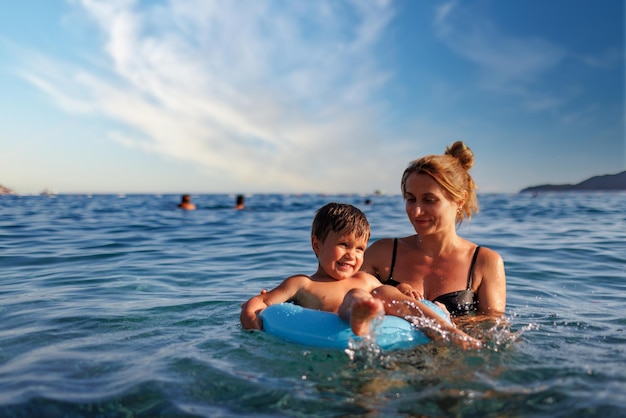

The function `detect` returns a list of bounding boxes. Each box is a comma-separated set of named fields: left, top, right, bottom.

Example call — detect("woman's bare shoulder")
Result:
left=364, top=237, right=396, bottom=260
left=367, top=237, right=396, bottom=248
left=474, top=245, right=506, bottom=287
left=363, top=237, right=401, bottom=280
left=476, top=245, right=504, bottom=266
left=367, top=236, right=415, bottom=252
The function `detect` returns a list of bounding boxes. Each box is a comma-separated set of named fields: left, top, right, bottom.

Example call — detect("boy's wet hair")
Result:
left=312, top=202, right=370, bottom=243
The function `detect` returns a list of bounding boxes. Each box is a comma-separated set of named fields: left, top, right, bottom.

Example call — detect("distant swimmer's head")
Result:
left=401, top=141, right=478, bottom=224
left=178, top=194, right=196, bottom=210
left=235, top=194, right=245, bottom=209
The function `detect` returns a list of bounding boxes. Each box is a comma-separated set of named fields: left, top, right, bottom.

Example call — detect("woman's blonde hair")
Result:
left=401, top=141, right=479, bottom=225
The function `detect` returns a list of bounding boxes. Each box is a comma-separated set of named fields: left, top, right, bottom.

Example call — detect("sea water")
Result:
left=0, top=192, right=625, bottom=417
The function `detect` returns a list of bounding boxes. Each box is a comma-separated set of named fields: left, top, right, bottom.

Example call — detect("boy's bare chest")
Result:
left=298, top=280, right=362, bottom=312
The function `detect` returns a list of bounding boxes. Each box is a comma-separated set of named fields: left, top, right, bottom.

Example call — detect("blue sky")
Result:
left=0, top=0, right=623, bottom=195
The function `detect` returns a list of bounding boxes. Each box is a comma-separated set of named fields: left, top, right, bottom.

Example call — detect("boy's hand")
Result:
left=240, top=299, right=264, bottom=330
left=397, top=283, right=422, bottom=300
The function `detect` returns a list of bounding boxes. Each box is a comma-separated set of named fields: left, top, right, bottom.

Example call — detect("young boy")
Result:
left=240, top=202, right=480, bottom=348
left=240, top=202, right=384, bottom=335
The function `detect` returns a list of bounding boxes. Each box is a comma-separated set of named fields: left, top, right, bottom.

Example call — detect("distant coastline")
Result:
left=520, top=171, right=626, bottom=193
left=4, top=172, right=626, bottom=196
left=0, top=184, right=15, bottom=195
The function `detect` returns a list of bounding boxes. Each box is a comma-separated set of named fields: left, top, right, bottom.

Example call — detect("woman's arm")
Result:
left=475, top=247, right=507, bottom=316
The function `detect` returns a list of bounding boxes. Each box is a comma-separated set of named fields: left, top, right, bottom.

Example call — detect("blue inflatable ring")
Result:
left=259, top=300, right=450, bottom=351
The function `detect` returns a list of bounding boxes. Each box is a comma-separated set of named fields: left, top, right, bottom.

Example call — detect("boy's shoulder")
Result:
left=350, top=271, right=381, bottom=285
left=282, top=273, right=313, bottom=285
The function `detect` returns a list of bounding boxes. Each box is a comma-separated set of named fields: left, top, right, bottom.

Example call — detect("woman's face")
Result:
left=404, top=173, right=459, bottom=236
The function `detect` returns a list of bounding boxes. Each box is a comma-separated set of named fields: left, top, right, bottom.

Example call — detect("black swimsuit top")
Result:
left=382, top=238, right=480, bottom=316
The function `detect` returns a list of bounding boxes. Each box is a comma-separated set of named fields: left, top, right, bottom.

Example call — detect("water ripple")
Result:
left=1, top=193, right=625, bottom=416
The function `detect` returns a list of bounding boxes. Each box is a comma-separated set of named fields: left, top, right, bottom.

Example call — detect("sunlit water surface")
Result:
left=1, top=193, right=625, bottom=417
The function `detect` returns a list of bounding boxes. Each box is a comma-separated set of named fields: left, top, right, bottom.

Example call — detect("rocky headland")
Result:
left=520, top=171, right=626, bottom=193
left=0, top=184, right=15, bottom=195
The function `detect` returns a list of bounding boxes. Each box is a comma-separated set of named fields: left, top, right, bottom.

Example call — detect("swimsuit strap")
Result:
left=384, top=278, right=402, bottom=287
left=388, top=238, right=398, bottom=281
left=380, top=238, right=401, bottom=286
left=466, top=246, right=481, bottom=290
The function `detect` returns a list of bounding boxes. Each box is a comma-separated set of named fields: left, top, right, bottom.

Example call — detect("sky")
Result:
left=0, top=0, right=624, bottom=195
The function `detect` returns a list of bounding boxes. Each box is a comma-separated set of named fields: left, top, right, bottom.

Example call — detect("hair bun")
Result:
left=445, top=141, right=474, bottom=171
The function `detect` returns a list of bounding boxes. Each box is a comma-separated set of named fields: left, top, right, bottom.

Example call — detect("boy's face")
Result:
left=312, top=230, right=368, bottom=281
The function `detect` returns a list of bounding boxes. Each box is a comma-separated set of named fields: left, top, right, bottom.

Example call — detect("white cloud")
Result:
left=433, top=1, right=567, bottom=109
left=18, top=0, right=397, bottom=193
left=576, top=46, right=624, bottom=69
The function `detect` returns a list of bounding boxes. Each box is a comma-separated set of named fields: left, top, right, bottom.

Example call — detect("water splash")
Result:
left=344, top=313, right=390, bottom=367
left=379, top=299, right=538, bottom=352
left=456, top=315, right=540, bottom=352
left=382, top=299, right=479, bottom=349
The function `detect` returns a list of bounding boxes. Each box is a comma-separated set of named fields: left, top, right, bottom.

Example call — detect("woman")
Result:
left=364, top=141, right=506, bottom=318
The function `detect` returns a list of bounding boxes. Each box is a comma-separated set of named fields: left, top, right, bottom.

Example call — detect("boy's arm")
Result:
left=240, top=294, right=269, bottom=330
left=240, top=275, right=307, bottom=330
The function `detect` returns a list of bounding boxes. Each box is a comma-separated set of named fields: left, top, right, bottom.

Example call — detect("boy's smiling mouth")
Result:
left=337, top=262, right=354, bottom=270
